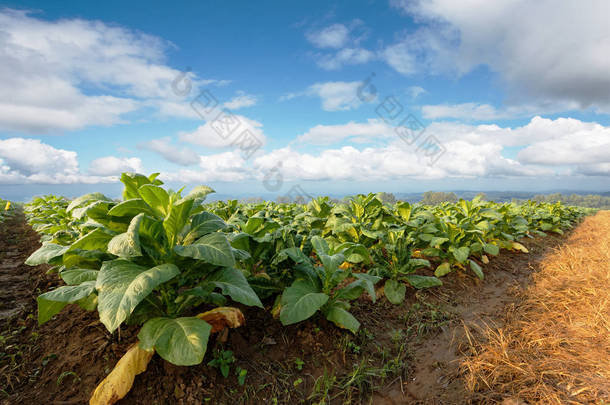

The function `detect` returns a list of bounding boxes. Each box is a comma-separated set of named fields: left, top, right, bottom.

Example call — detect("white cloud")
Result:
left=139, top=137, right=201, bottom=166
left=251, top=142, right=546, bottom=182
left=297, top=119, right=393, bottom=144
left=89, top=156, right=143, bottom=176
left=292, top=81, right=375, bottom=111
left=316, top=47, right=375, bottom=70
left=406, top=86, right=426, bottom=101
left=0, top=137, right=113, bottom=184
left=160, top=151, right=248, bottom=183
left=386, top=0, right=610, bottom=111
left=179, top=115, right=267, bottom=148
left=0, top=9, right=223, bottom=134
left=306, top=24, right=350, bottom=48
left=223, top=92, right=258, bottom=110
left=421, top=101, right=582, bottom=121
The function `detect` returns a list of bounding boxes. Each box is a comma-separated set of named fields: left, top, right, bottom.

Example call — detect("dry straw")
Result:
left=461, top=211, right=610, bottom=404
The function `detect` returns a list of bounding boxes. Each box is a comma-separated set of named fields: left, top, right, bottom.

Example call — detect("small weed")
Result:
left=294, top=357, right=305, bottom=370
left=56, top=370, right=80, bottom=386
left=208, top=349, right=235, bottom=378
left=235, top=366, right=247, bottom=386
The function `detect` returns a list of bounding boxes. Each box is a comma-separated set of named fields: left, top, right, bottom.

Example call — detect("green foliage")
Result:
left=23, top=173, right=589, bottom=381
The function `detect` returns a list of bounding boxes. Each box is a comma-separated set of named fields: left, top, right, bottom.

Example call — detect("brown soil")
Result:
left=0, top=211, right=590, bottom=405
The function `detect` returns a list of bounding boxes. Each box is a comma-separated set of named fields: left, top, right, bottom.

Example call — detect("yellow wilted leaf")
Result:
left=339, top=261, right=351, bottom=269
left=196, top=307, right=245, bottom=333
left=90, top=343, right=153, bottom=405
left=481, top=255, right=489, bottom=264
left=512, top=242, right=529, bottom=253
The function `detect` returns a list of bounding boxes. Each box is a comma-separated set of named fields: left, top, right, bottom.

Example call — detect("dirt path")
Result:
left=461, top=211, right=610, bottom=404
left=373, top=229, right=568, bottom=405
left=0, top=212, right=592, bottom=405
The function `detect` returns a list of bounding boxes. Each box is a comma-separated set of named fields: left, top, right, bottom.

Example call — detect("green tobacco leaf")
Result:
left=163, top=200, right=194, bottom=247
left=280, top=279, right=329, bottom=326
left=107, top=213, right=144, bottom=258
left=469, top=260, right=484, bottom=280
left=67, top=228, right=114, bottom=254
left=138, top=317, right=212, bottom=366
left=336, top=282, right=365, bottom=301
left=483, top=243, right=500, bottom=256
left=452, top=246, right=470, bottom=263
left=107, top=198, right=154, bottom=217
left=185, top=212, right=227, bottom=242
left=310, top=235, right=329, bottom=255
left=174, top=232, right=235, bottom=267
left=121, top=173, right=153, bottom=200
left=324, top=303, right=360, bottom=333
left=352, top=273, right=381, bottom=303
left=138, top=185, right=170, bottom=218
left=96, top=260, right=180, bottom=333
left=67, top=192, right=109, bottom=212
left=202, top=267, right=263, bottom=308
left=37, top=281, right=96, bottom=324
left=384, top=279, right=406, bottom=304
left=25, top=243, right=69, bottom=266
left=403, top=275, right=443, bottom=289
left=178, top=185, right=215, bottom=204
left=60, top=268, right=99, bottom=285
left=434, top=262, right=452, bottom=277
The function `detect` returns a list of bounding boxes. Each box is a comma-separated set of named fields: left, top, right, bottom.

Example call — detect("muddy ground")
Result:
left=0, top=211, right=569, bottom=404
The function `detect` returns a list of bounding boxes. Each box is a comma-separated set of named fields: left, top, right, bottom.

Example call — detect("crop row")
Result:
left=22, top=173, right=588, bottom=403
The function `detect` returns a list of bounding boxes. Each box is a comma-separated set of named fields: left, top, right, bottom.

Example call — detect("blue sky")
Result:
left=0, top=0, right=609, bottom=200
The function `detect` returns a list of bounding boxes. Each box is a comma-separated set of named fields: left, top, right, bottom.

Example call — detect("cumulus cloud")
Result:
left=297, top=119, right=393, bottom=144
left=88, top=156, right=143, bottom=176
left=306, top=24, right=350, bottom=48
left=160, top=151, right=249, bottom=183
left=179, top=115, right=267, bottom=148
left=0, top=9, right=223, bottom=133
left=250, top=142, right=547, bottom=182
left=386, top=0, right=610, bottom=112
left=139, top=137, right=201, bottom=166
left=0, top=137, right=113, bottom=183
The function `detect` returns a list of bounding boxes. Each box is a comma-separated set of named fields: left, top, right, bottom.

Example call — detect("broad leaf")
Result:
left=138, top=185, right=170, bottom=218
left=67, top=228, right=114, bottom=253
left=107, top=213, right=144, bottom=258
left=37, top=281, right=96, bottom=324
left=174, top=232, right=235, bottom=267
left=469, top=260, right=484, bottom=280
left=434, top=262, right=452, bottom=277
left=202, top=267, right=263, bottom=308
left=483, top=243, right=500, bottom=256
left=163, top=199, right=194, bottom=247
left=280, top=279, right=329, bottom=325
left=324, top=303, right=360, bottom=333
left=452, top=246, right=470, bottom=263
left=178, top=185, right=215, bottom=204
left=108, top=199, right=154, bottom=217
left=25, top=243, right=69, bottom=266
left=60, top=268, right=99, bottom=285
left=403, top=274, right=443, bottom=289
left=96, top=260, right=180, bottom=332
left=384, top=279, right=406, bottom=304
left=138, top=317, right=212, bottom=366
